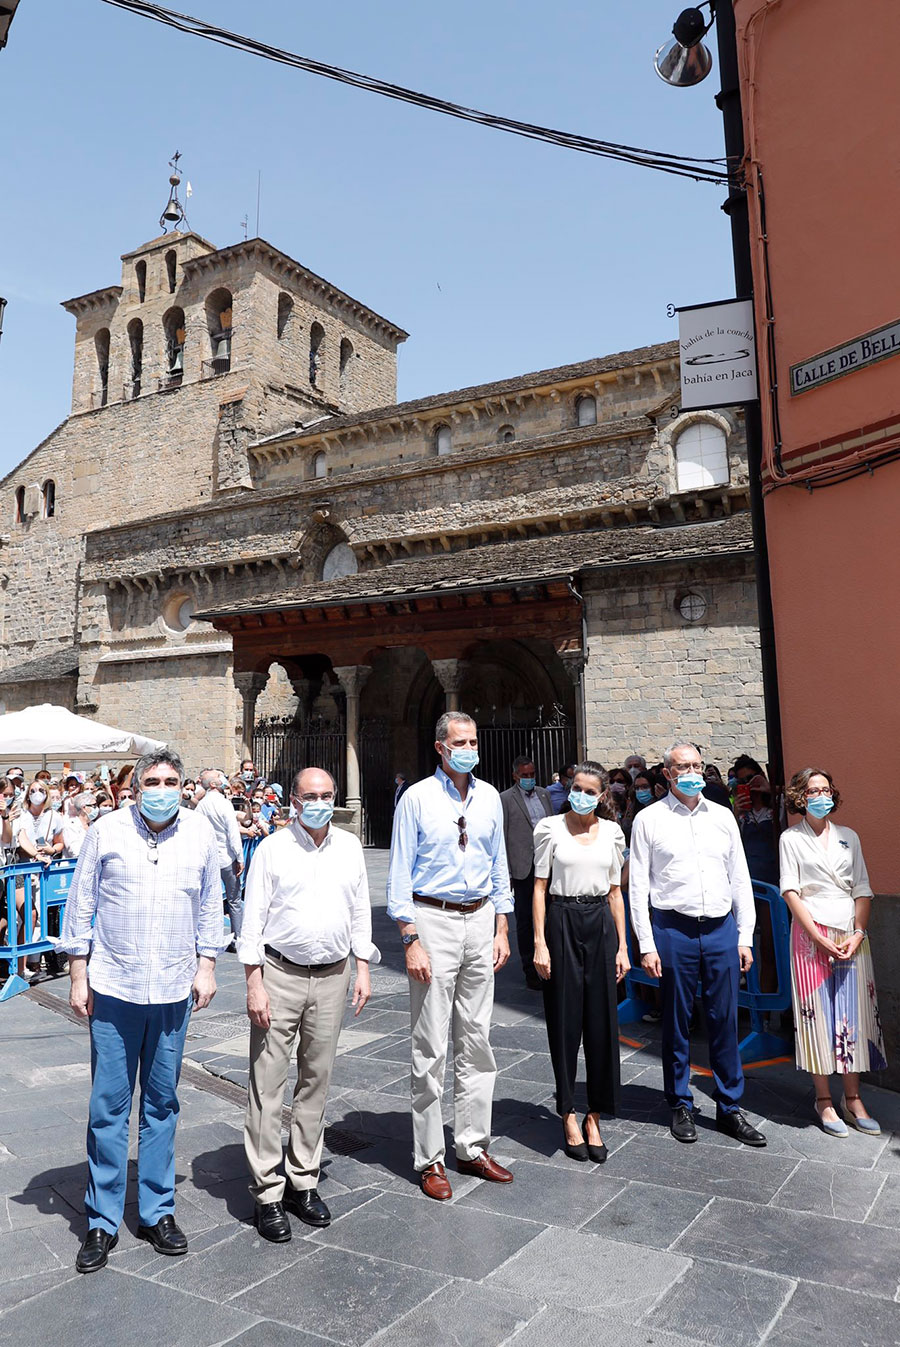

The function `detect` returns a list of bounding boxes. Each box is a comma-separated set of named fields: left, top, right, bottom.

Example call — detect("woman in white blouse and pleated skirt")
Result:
left=779, top=767, right=886, bottom=1137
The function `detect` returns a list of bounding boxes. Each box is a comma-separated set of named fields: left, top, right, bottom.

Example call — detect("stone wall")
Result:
left=582, top=556, right=768, bottom=772
left=0, top=677, right=76, bottom=716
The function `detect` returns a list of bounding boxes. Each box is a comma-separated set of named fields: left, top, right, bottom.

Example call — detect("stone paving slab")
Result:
left=4, top=848, right=900, bottom=1347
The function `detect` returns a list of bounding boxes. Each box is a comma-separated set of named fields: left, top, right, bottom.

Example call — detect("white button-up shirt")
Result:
left=628, top=793, right=755, bottom=955
left=196, top=785, right=243, bottom=867
left=237, top=819, right=380, bottom=968
left=59, top=805, right=224, bottom=1004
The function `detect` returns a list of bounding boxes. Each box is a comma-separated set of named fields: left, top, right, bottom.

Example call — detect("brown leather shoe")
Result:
left=456, top=1151, right=513, bottom=1183
left=419, top=1162, right=453, bottom=1201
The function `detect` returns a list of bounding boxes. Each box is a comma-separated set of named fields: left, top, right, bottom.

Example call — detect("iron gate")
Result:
left=475, top=709, right=576, bottom=794
left=253, top=717, right=346, bottom=801
left=360, top=720, right=393, bottom=848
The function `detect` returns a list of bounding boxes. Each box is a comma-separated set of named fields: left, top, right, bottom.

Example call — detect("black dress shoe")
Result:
left=582, top=1116, right=608, bottom=1164
left=136, top=1214, right=188, bottom=1255
left=76, top=1228, right=118, bottom=1274
left=284, top=1186, right=331, bottom=1227
left=716, top=1109, right=767, bottom=1147
left=671, top=1106, right=698, bottom=1143
left=561, top=1118, right=588, bottom=1161
left=254, top=1201, right=292, bottom=1242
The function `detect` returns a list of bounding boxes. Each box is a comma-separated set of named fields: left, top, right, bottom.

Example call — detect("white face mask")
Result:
left=29, top=790, right=47, bottom=806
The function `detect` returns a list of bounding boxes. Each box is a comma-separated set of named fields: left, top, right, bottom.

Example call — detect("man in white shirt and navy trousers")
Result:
left=238, top=766, right=378, bottom=1241
left=629, top=742, right=767, bottom=1147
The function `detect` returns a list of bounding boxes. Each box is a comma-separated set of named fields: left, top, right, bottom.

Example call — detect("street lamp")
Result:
left=0, top=298, right=7, bottom=345
left=654, top=0, right=785, bottom=792
left=654, top=5, right=715, bottom=87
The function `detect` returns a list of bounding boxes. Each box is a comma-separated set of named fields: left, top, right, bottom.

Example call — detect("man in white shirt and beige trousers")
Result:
left=238, top=767, right=379, bottom=1242
left=629, top=742, right=767, bottom=1148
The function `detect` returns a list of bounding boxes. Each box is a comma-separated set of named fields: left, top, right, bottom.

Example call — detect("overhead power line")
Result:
left=99, top=0, right=731, bottom=184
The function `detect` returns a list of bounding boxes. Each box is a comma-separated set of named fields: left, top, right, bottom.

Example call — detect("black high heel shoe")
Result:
left=582, top=1114, right=609, bottom=1164
left=562, top=1116, right=588, bottom=1161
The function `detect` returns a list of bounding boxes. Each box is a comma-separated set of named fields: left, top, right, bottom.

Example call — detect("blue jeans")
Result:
left=652, top=909, right=744, bottom=1114
left=85, top=991, right=191, bottom=1234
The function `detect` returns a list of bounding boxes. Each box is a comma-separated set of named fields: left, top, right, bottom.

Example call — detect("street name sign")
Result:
left=790, top=317, right=900, bottom=395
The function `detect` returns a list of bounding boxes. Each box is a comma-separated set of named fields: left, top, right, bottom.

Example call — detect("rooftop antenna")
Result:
left=255, top=170, right=261, bottom=237
left=241, top=213, right=249, bottom=241
left=159, top=151, right=189, bottom=233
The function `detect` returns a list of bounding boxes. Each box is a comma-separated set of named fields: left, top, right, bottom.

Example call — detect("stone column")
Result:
left=431, top=658, right=470, bottom=713
left=557, top=648, right=587, bottom=762
left=289, top=674, right=321, bottom=727
left=333, top=664, right=371, bottom=834
left=233, top=670, right=269, bottom=763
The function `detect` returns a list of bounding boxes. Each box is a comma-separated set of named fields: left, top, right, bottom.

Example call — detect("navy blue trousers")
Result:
left=85, top=991, right=191, bottom=1234
left=652, top=909, right=744, bottom=1114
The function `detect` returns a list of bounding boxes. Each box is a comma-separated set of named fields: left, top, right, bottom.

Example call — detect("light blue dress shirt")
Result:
left=387, top=767, right=513, bottom=925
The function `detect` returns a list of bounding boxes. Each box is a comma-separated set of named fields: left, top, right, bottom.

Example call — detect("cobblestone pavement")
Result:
left=2, top=850, right=900, bottom=1347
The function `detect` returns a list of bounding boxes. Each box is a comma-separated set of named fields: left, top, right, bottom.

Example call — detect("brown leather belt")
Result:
left=265, top=944, right=346, bottom=972
left=413, top=893, right=489, bottom=914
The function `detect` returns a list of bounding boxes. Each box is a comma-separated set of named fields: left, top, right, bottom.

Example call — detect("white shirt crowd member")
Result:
left=196, top=780, right=244, bottom=868
left=533, top=812, right=625, bottom=897
left=779, top=818, right=872, bottom=929
left=628, top=792, right=755, bottom=955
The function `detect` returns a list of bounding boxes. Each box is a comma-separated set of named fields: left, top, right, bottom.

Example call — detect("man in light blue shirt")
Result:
left=387, top=711, right=514, bottom=1200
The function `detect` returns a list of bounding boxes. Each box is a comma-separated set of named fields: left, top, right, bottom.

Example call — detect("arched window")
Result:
left=497, top=424, right=515, bottom=443
left=94, top=328, right=110, bottom=407
left=339, top=337, right=353, bottom=396
left=162, top=306, right=186, bottom=385
left=41, top=480, right=56, bottom=520
left=434, top=424, right=452, bottom=456
left=277, top=292, right=293, bottom=339
left=309, top=322, right=325, bottom=386
left=205, top=287, right=233, bottom=374
left=165, top=249, right=177, bottom=294
left=14, top=486, right=25, bottom=524
left=576, top=394, right=597, bottom=427
left=674, top=421, right=729, bottom=490
left=322, top=542, right=358, bottom=581
left=127, top=318, right=143, bottom=399
left=135, top=259, right=147, bottom=303
left=312, top=450, right=328, bottom=479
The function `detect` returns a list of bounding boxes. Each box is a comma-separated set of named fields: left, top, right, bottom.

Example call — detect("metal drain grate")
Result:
left=323, top=1125, right=375, bottom=1156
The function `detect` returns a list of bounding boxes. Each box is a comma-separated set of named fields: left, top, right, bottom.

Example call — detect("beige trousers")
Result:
left=244, top=953, right=351, bottom=1201
left=409, top=900, right=497, bottom=1171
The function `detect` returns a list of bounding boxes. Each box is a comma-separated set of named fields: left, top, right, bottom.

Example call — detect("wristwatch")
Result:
left=401, top=932, right=419, bottom=947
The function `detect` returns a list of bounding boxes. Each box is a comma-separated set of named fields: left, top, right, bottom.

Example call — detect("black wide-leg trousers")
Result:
left=543, top=899, right=620, bottom=1117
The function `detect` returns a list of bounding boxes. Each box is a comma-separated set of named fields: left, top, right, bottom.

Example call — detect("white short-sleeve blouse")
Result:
left=779, top=818, right=873, bottom=929
left=533, top=813, right=625, bottom=897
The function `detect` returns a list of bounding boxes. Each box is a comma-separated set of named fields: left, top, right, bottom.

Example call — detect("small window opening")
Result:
left=14, top=486, right=25, bottom=524
left=127, top=318, right=143, bottom=400
left=135, top=259, right=147, bottom=303
left=41, top=480, right=56, bottom=520
left=576, top=394, right=597, bottom=427
left=498, top=424, right=515, bottom=443
left=205, top=287, right=233, bottom=376
left=162, top=306, right=186, bottom=386
left=309, top=323, right=325, bottom=387
left=94, top=328, right=110, bottom=408
left=277, top=293, right=293, bottom=339
left=435, top=424, right=452, bottom=456
left=339, top=337, right=353, bottom=397
left=312, top=450, right=328, bottom=479
left=165, top=250, right=177, bottom=294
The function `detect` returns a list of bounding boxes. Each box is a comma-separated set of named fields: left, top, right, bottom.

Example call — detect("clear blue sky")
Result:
left=0, top=0, right=735, bottom=477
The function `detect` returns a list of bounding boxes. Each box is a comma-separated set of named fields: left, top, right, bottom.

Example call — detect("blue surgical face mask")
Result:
left=806, top=794, right=834, bottom=819
left=445, top=746, right=479, bottom=774
left=568, top=789, right=598, bottom=815
left=674, top=773, right=704, bottom=797
left=118, top=798, right=132, bottom=809
left=85, top=806, right=99, bottom=822
left=300, top=799, right=334, bottom=829
left=518, top=777, right=536, bottom=792
left=139, top=786, right=181, bottom=824
left=636, top=787, right=653, bottom=805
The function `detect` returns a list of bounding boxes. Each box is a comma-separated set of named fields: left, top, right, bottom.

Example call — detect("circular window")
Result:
left=677, top=591, right=707, bottom=623
left=322, top=543, right=358, bottom=581
left=162, top=592, right=195, bottom=634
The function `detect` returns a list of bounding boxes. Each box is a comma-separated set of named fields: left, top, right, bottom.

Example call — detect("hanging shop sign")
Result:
left=789, top=317, right=900, bottom=395
left=677, top=298, right=758, bottom=410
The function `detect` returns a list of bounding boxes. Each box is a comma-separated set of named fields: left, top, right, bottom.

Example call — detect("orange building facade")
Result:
left=734, top=0, right=900, bottom=1081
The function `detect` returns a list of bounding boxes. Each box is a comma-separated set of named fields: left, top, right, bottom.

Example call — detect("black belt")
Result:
left=264, top=944, right=346, bottom=972
left=550, top=893, right=609, bottom=905
left=413, top=893, right=489, bottom=913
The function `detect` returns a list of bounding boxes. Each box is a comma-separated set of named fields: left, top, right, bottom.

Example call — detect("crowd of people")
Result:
left=0, top=721, right=885, bottom=1275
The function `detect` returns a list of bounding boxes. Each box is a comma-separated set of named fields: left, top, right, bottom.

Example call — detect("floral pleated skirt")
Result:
left=790, top=921, right=887, bottom=1074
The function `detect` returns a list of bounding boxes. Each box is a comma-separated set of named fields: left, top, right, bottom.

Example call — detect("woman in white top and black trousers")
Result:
left=532, top=762, right=630, bottom=1163
left=779, top=767, right=886, bottom=1137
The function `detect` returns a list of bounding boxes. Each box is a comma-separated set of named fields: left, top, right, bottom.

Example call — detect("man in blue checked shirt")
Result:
left=387, top=711, right=514, bottom=1200
left=59, top=748, right=223, bottom=1274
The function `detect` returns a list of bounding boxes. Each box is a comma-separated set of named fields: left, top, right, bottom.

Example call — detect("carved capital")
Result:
left=557, top=649, right=586, bottom=685
left=431, top=659, right=470, bottom=695
left=289, top=675, right=321, bottom=721
left=332, top=664, right=372, bottom=700
left=233, top=670, right=269, bottom=702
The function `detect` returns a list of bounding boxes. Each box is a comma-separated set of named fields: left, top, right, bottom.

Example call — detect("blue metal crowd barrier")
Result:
left=0, top=860, right=77, bottom=1002
left=617, top=881, right=793, bottom=1064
